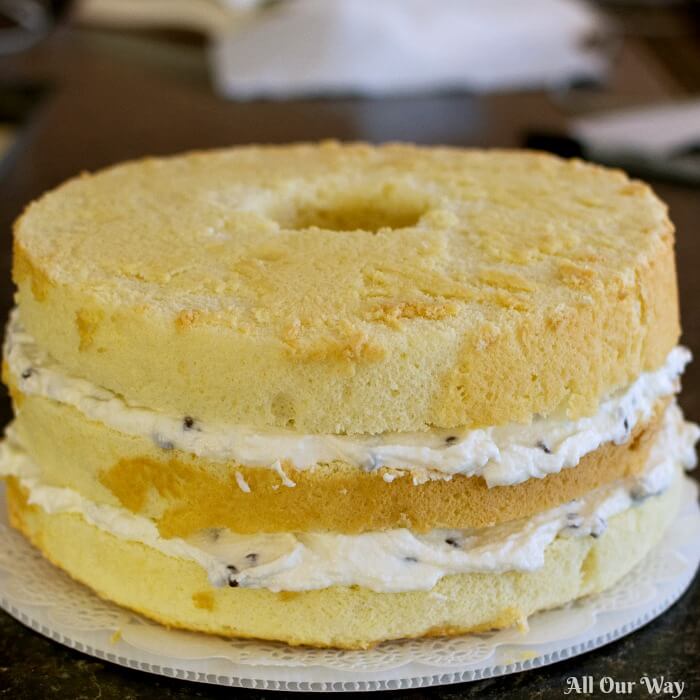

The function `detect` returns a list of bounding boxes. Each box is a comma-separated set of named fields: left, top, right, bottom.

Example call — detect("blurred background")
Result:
left=2, top=1, right=699, bottom=174
left=1, top=1, right=699, bottom=182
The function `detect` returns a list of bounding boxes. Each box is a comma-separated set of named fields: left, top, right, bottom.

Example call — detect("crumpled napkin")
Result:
left=211, top=0, right=607, bottom=99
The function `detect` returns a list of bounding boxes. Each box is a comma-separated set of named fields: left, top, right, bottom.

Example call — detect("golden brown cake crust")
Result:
left=13, top=143, right=679, bottom=434
left=101, top=409, right=664, bottom=537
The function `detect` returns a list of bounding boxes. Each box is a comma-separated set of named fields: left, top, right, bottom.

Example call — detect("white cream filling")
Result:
left=4, top=310, right=691, bottom=487
left=1, top=403, right=696, bottom=593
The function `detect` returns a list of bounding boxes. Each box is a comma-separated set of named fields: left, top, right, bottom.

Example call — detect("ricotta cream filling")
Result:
left=1, top=403, right=696, bottom=593
left=4, top=310, right=691, bottom=486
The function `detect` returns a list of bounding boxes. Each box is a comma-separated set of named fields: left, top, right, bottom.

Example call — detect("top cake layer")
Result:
left=13, top=143, right=679, bottom=434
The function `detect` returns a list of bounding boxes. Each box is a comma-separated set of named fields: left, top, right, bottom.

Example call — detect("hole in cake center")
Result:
left=275, top=194, right=427, bottom=233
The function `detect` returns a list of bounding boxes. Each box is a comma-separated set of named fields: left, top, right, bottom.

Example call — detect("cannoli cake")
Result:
left=1, top=142, right=697, bottom=648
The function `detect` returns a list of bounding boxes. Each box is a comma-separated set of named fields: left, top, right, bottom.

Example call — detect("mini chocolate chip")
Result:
left=404, top=556, right=418, bottom=563
left=183, top=415, right=195, bottom=430
left=537, top=440, right=552, bottom=454
left=623, top=418, right=629, bottom=432
left=227, top=564, right=240, bottom=587
left=590, top=531, right=601, bottom=539
left=21, top=368, right=33, bottom=379
left=245, top=553, right=258, bottom=563
left=445, top=436, right=458, bottom=445
left=445, top=538, right=460, bottom=548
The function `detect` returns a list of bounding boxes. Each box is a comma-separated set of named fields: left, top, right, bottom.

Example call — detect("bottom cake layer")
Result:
left=5, top=467, right=684, bottom=649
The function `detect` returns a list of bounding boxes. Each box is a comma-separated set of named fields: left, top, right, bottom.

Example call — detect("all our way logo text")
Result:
left=564, top=675, right=685, bottom=698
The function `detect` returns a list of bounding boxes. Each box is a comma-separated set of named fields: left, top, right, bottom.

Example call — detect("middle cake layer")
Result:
left=1, top=401, right=696, bottom=593
left=4, top=313, right=691, bottom=536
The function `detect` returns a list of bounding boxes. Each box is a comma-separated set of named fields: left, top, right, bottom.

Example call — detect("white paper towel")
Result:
left=572, top=99, right=700, bottom=157
left=211, top=0, right=607, bottom=99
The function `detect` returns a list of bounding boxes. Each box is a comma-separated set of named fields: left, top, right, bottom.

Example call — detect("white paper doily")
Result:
left=1, top=479, right=699, bottom=693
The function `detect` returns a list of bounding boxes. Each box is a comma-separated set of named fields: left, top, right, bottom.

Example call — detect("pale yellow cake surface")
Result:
left=5, top=469, right=684, bottom=649
left=13, top=143, right=678, bottom=434
left=3, top=143, right=690, bottom=651
left=6, top=372, right=666, bottom=535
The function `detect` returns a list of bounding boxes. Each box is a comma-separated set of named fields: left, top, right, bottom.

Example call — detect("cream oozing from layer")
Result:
left=4, top=311, right=692, bottom=487
left=1, top=403, right=696, bottom=593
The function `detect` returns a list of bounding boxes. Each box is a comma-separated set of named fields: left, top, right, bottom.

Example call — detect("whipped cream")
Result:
left=4, top=310, right=691, bottom=486
left=1, top=403, right=696, bottom=593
